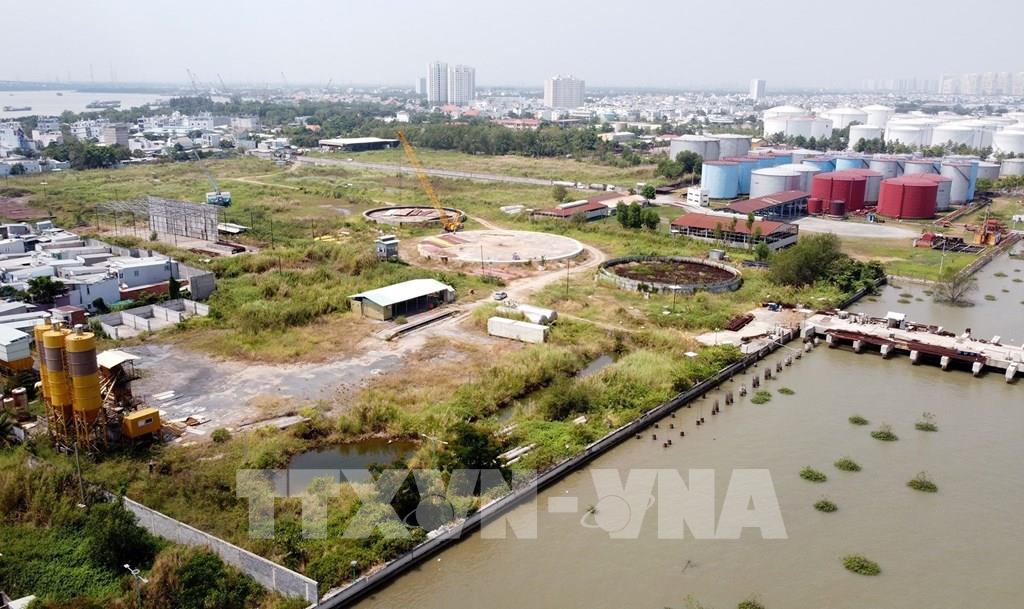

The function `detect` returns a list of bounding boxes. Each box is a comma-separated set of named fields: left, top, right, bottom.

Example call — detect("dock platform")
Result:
left=804, top=312, right=1022, bottom=382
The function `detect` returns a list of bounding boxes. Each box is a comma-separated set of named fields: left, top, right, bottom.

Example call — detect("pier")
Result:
left=804, top=311, right=1022, bottom=382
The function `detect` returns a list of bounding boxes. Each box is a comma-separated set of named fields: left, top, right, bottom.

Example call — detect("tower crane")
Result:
left=396, top=131, right=461, bottom=232
left=185, top=68, right=201, bottom=95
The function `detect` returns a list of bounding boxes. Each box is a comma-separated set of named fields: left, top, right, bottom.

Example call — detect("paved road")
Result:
left=294, top=155, right=565, bottom=187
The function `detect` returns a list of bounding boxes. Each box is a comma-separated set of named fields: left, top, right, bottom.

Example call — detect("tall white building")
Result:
left=543, top=75, right=585, bottom=109
left=447, top=65, right=476, bottom=106
left=427, top=61, right=448, bottom=105
left=749, top=79, right=766, bottom=100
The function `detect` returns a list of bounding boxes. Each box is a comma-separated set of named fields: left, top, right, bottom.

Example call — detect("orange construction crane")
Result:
left=396, top=131, right=462, bottom=232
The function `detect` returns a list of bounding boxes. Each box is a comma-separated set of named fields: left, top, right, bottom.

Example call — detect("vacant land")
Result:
left=841, top=236, right=973, bottom=281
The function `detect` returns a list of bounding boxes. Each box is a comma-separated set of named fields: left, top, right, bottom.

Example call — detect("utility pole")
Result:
left=73, top=440, right=86, bottom=506
left=565, top=257, right=570, bottom=297
left=124, top=563, right=148, bottom=608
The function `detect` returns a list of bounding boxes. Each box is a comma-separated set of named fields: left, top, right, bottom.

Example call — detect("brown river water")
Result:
left=354, top=255, right=1024, bottom=609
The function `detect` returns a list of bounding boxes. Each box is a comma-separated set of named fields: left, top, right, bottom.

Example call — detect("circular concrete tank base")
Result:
left=416, top=229, right=584, bottom=264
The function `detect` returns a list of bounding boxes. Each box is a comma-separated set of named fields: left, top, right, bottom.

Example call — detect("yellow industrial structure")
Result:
left=34, top=318, right=158, bottom=453
left=396, top=131, right=463, bottom=232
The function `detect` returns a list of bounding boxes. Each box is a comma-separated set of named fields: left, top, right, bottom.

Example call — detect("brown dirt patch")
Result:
left=611, top=260, right=734, bottom=285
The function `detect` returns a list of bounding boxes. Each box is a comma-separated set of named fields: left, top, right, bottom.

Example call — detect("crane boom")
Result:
left=396, top=132, right=461, bottom=232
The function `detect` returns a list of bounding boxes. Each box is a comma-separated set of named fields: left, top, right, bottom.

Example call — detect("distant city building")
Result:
left=447, top=64, right=476, bottom=107
left=427, top=60, right=448, bottom=105
left=543, top=75, right=585, bottom=109
left=0, top=122, right=31, bottom=156
left=417, top=77, right=427, bottom=96
left=102, top=124, right=129, bottom=148
left=749, top=79, right=766, bottom=101
left=36, top=116, right=60, bottom=132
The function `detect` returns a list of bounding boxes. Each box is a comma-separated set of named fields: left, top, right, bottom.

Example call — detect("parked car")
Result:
left=492, top=291, right=508, bottom=301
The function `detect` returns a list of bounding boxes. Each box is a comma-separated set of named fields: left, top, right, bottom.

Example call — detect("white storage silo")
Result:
left=993, top=129, right=1024, bottom=155
left=763, top=105, right=808, bottom=119
left=930, top=124, right=987, bottom=149
left=940, top=162, right=973, bottom=204
left=869, top=157, right=901, bottom=180
left=750, top=167, right=802, bottom=198
left=903, top=159, right=940, bottom=175
left=715, top=134, right=752, bottom=159
left=999, top=158, right=1024, bottom=177
left=825, top=107, right=869, bottom=129
left=861, top=104, right=895, bottom=128
left=789, top=148, right=821, bottom=164
left=885, top=124, right=930, bottom=148
left=848, top=124, right=882, bottom=150
left=670, top=135, right=721, bottom=162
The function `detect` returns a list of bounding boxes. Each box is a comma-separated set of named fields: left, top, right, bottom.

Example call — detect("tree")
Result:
left=933, top=266, right=976, bottom=306
left=169, top=276, right=181, bottom=299
left=9, top=163, right=26, bottom=176
left=768, top=233, right=844, bottom=286
left=83, top=500, right=159, bottom=571
left=641, top=184, right=656, bottom=201
left=713, top=222, right=724, bottom=246
left=27, top=276, right=67, bottom=305
left=754, top=241, right=771, bottom=262
left=746, top=212, right=755, bottom=233
left=641, top=208, right=660, bottom=230
left=438, top=422, right=501, bottom=471
left=626, top=202, right=643, bottom=229
left=616, top=202, right=629, bottom=228
left=552, top=184, right=568, bottom=203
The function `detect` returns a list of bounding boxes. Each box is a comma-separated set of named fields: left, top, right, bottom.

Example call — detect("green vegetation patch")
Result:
left=800, top=466, right=827, bottom=483
left=814, top=499, right=838, bottom=513
left=834, top=457, right=862, bottom=472
left=871, top=424, right=898, bottom=441
left=843, top=554, right=881, bottom=576
left=907, top=472, right=938, bottom=493
left=848, top=414, right=869, bottom=425
left=777, top=387, right=795, bottom=395
left=915, top=412, right=938, bottom=432
left=750, top=390, right=772, bottom=405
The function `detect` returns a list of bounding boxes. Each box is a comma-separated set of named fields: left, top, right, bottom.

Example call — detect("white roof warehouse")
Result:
left=349, top=278, right=455, bottom=321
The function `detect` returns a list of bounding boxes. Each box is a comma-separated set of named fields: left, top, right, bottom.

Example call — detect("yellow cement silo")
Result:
left=33, top=320, right=50, bottom=403
left=65, top=327, right=104, bottom=452
left=42, top=325, right=72, bottom=411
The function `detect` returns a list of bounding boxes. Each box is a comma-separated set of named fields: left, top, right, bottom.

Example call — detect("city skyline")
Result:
left=3, top=0, right=1023, bottom=90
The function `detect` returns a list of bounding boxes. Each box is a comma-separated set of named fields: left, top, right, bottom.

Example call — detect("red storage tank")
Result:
left=808, top=197, right=823, bottom=214
left=877, top=177, right=938, bottom=219
left=842, top=168, right=883, bottom=205
left=829, top=200, right=847, bottom=217
left=811, top=171, right=868, bottom=212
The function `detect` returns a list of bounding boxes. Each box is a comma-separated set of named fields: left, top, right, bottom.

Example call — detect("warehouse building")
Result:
left=532, top=200, right=612, bottom=222
left=670, top=212, right=799, bottom=251
left=318, top=137, right=399, bottom=152
left=349, top=278, right=455, bottom=321
left=724, top=191, right=809, bottom=220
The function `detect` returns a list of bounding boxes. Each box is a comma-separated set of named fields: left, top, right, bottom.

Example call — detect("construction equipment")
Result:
left=396, top=131, right=462, bottom=232
left=189, top=148, right=232, bottom=206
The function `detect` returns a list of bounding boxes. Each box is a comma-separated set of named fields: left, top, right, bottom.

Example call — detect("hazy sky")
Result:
left=7, top=0, right=1023, bottom=90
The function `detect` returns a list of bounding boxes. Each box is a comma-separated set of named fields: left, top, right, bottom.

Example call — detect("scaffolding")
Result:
left=98, top=196, right=222, bottom=242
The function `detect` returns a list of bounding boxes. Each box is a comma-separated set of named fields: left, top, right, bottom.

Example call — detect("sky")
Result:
left=6, top=0, right=1023, bottom=90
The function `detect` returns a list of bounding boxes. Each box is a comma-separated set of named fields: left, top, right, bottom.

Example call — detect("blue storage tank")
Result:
left=835, top=155, right=869, bottom=171
left=725, top=157, right=758, bottom=194
left=966, top=159, right=979, bottom=200
left=700, top=161, right=740, bottom=199
left=770, top=153, right=793, bottom=166
left=803, top=156, right=836, bottom=172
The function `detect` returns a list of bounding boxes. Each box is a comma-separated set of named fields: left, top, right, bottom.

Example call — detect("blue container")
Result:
left=770, top=153, right=793, bottom=166
left=803, top=157, right=836, bottom=172
left=835, top=156, right=868, bottom=171
left=700, top=162, right=739, bottom=199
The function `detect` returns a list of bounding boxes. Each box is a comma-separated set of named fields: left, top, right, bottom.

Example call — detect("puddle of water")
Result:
left=287, top=439, right=417, bottom=491
left=576, top=354, right=616, bottom=378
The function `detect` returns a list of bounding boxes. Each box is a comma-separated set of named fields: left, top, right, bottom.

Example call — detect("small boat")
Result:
left=86, top=100, right=120, bottom=109
left=3, top=105, right=31, bottom=111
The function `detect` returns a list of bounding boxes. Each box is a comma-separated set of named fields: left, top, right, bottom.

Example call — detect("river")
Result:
left=353, top=254, right=1024, bottom=609
left=0, top=90, right=170, bottom=119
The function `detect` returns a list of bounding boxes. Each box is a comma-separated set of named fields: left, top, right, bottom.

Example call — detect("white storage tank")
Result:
left=775, top=163, right=820, bottom=193
left=715, top=134, right=752, bottom=158
left=930, top=124, right=987, bottom=149
left=669, top=135, right=721, bottom=161
left=847, top=124, right=883, bottom=150
left=1000, top=157, right=1024, bottom=177
left=487, top=316, right=548, bottom=344
left=824, top=107, right=868, bottom=129
left=940, top=162, right=973, bottom=204
left=763, top=116, right=833, bottom=140
left=861, top=104, right=895, bottom=128
left=869, top=157, right=902, bottom=179
left=993, top=129, right=1024, bottom=155
left=903, top=159, right=940, bottom=175
left=750, top=167, right=802, bottom=198
left=885, top=124, right=930, bottom=148
left=976, top=162, right=1001, bottom=180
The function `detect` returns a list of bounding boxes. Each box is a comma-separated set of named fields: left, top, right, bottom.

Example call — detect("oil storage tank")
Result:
left=877, top=177, right=938, bottom=219
left=775, top=163, right=820, bottom=193
left=808, top=197, right=823, bottom=214
left=869, top=156, right=901, bottom=179
left=700, top=161, right=739, bottom=199
left=670, top=135, right=721, bottom=162
left=993, top=129, right=1024, bottom=155
left=861, top=104, right=895, bottom=128
left=1000, top=158, right=1024, bottom=177
left=919, top=174, right=953, bottom=211
left=835, top=155, right=869, bottom=171
left=811, top=171, right=867, bottom=212
left=940, top=161, right=975, bottom=204
left=802, top=156, right=835, bottom=172
left=844, top=168, right=883, bottom=205
left=750, top=167, right=801, bottom=198
left=976, top=161, right=1000, bottom=180
left=848, top=124, right=883, bottom=150
left=884, top=124, right=930, bottom=148
left=725, top=157, right=759, bottom=194
left=824, top=107, right=868, bottom=129
left=903, top=159, right=940, bottom=175
left=716, top=134, right=752, bottom=158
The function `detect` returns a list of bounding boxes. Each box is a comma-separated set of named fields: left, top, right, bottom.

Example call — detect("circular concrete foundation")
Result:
left=417, top=229, right=584, bottom=264
left=364, top=205, right=466, bottom=227
left=599, top=256, right=742, bottom=294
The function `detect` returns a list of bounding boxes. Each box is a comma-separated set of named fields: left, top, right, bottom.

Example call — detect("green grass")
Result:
left=777, top=387, right=795, bottom=395
left=840, top=237, right=972, bottom=281
left=750, top=390, right=772, bottom=405
left=915, top=412, right=938, bottom=432
left=848, top=414, right=869, bottom=425
left=737, top=598, right=766, bottom=609
left=834, top=457, right=862, bottom=472
left=800, top=466, right=827, bottom=482
left=985, top=294, right=997, bottom=301
left=814, top=498, right=838, bottom=513
left=907, top=472, right=938, bottom=493
left=843, top=554, right=881, bottom=576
